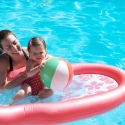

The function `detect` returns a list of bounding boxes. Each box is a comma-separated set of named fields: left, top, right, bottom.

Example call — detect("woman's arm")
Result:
left=0, top=54, right=53, bottom=90
left=3, top=73, right=27, bottom=89
left=0, top=57, right=43, bottom=89
left=0, top=55, right=27, bottom=89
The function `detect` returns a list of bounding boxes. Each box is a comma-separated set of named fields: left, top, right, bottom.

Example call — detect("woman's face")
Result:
left=29, top=45, right=46, bottom=64
left=1, top=34, right=22, bottom=57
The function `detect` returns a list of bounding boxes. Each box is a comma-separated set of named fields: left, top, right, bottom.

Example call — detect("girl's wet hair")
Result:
left=0, top=29, right=17, bottom=49
left=27, top=37, right=46, bottom=52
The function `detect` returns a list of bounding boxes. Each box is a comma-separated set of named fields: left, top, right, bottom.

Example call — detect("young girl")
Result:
left=8, top=37, right=53, bottom=105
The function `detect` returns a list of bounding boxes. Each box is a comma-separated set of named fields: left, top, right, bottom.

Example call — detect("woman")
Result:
left=0, top=29, right=39, bottom=90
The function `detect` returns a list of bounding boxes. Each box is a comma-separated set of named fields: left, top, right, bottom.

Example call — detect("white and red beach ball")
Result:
left=40, top=57, right=74, bottom=90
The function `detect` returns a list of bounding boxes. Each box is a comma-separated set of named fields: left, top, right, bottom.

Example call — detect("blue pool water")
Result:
left=0, top=0, right=125, bottom=124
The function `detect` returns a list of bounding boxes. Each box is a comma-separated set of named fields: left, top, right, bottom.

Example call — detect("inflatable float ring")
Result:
left=0, top=63, right=125, bottom=125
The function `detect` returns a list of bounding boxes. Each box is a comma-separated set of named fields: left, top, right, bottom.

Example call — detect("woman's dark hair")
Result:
left=0, top=30, right=17, bottom=49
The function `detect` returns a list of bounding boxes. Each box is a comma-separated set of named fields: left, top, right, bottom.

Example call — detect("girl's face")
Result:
left=1, top=34, right=22, bottom=57
left=29, top=45, right=46, bottom=64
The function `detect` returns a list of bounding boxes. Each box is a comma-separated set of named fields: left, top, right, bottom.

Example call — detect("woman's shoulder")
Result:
left=0, top=53, right=9, bottom=61
left=0, top=53, right=9, bottom=69
left=22, top=47, right=29, bottom=56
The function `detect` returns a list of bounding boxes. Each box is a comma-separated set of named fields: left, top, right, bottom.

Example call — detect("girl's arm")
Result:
left=26, top=55, right=53, bottom=78
left=26, top=59, right=44, bottom=78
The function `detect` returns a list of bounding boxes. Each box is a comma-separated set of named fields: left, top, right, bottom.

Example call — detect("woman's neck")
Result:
left=12, top=50, right=24, bottom=64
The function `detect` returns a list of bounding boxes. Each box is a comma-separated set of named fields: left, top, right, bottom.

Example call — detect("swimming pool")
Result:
left=0, top=0, right=125, bottom=124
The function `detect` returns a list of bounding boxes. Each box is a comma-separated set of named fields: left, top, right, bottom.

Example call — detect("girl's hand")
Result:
left=25, top=59, right=37, bottom=78
left=25, top=58, right=47, bottom=78
left=38, top=55, right=52, bottom=70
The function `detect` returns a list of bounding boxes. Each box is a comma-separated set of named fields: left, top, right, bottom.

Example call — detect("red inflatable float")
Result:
left=0, top=63, right=125, bottom=125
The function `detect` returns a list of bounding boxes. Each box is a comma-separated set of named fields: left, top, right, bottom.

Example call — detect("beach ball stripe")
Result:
left=60, top=58, right=74, bottom=88
left=40, top=57, right=59, bottom=88
left=40, top=57, right=74, bottom=90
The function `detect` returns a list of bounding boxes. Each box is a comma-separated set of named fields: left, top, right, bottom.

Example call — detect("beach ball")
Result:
left=40, top=57, right=74, bottom=90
